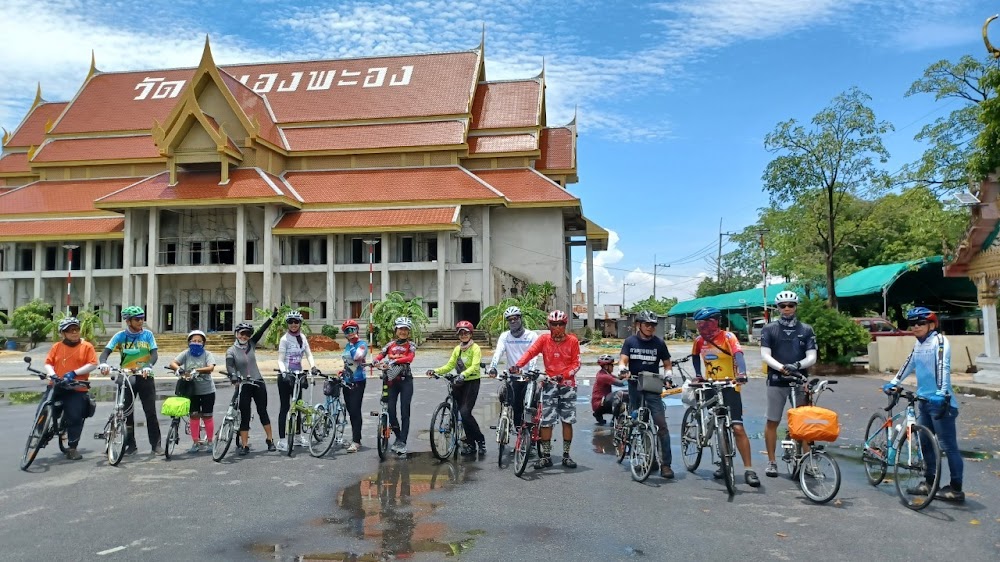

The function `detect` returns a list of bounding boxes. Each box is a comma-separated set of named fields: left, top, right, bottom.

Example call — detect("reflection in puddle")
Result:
left=302, top=453, right=483, bottom=560
left=592, top=429, right=617, bottom=455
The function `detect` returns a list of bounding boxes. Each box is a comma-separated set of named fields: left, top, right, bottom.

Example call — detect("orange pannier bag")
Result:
left=787, top=406, right=840, bottom=442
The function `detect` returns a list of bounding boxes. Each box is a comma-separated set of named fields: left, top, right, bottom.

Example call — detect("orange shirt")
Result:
left=692, top=331, right=742, bottom=382
left=45, top=341, right=98, bottom=392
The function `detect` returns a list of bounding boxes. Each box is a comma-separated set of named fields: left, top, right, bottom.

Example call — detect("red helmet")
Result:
left=341, top=319, right=359, bottom=333
left=456, top=320, right=474, bottom=333
left=547, top=310, right=568, bottom=324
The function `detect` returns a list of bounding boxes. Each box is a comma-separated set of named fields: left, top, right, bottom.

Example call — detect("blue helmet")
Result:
left=693, top=307, right=722, bottom=321
left=905, top=306, right=937, bottom=324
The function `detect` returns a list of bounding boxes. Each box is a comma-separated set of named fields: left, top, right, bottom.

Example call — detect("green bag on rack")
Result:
left=161, top=396, right=191, bottom=418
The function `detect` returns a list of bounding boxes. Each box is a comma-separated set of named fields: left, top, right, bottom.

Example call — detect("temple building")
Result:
left=0, top=38, right=609, bottom=334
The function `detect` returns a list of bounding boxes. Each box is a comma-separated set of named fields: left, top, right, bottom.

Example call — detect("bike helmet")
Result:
left=285, top=310, right=303, bottom=323
left=234, top=322, right=254, bottom=335
left=394, top=317, right=413, bottom=330
left=597, top=354, right=615, bottom=365
left=341, top=319, right=359, bottom=333
left=775, top=291, right=799, bottom=305
left=693, top=307, right=722, bottom=321
left=503, top=306, right=522, bottom=319
left=121, top=306, right=145, bottom=320
left=58, top=317, right=81, bottom=332
left=636, top=310, right=658, bottom=324
left=905, top=306, right=938, bottom=324
left=547, top=310, right=568, bottom=324
left=456, top=320, right=474, bottom=334
left=187, top=329, right=207, bottom=341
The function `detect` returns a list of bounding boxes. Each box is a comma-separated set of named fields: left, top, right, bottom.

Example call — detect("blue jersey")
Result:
left=342, top=339, right=369, bottom=382
left=891, top=331, right=958, bottom=409
left=105, top=329, right=158, bottom=371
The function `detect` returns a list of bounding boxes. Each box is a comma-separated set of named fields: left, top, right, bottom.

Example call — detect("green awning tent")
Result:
left=668, top=283, right=794, bottom=316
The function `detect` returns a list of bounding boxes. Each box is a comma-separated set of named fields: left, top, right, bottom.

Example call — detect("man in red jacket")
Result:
left=592, top=354, right=625, bottom=425
left=511, top=310, right=581, bottom=470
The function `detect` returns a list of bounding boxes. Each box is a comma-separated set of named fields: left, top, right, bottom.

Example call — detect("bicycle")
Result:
left=212, top=373, right=262, bottom=462
left=679, top=378, right=740, bottom=495
left=862, top=386, right=942, bottom=510
left=512, top=370, right=553, bottom=478
left=428, top=372, right=465, bottom=461
left=92, top=366, right=137, bottom=466
left=368, top=364, right=394, bottom=461
left=20, top=357, right=90, bottom=470
left=777, top=372, right=842, bottom=504
left=490, top=371, right=522, bottom=468
left=162, top=367, right=195, bottom=460
left=277, top=369, right=317, bottom=457
left=309, top=371, right=351, bottom=458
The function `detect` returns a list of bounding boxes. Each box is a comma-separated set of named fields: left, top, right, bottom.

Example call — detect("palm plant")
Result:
left=478, top=297, right=547, bottom=337
left=371, top=291, right=430, bottom=345
left=50, top=307, right=108, bottom=343
left=254, top=304, right=315, bottom=349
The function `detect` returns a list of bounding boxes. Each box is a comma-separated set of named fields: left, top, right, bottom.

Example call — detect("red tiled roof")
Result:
left=283, top=121, right=466, bottom=152
left=96, top=168, right=297, bottom=207
left=0, top=152, right=30, bottom=174
left=474, top=169, right=578, bottom=206
left=537, top=127, right=574, bottom=170
left=471, top=80, right=541, bottom=130
left=0, top=177, right=138, bottom=215
left=468, top=133, right=537, bottom=155
left=218, top=71, right=284, bottom=148
left=284, top=167, right=504, bottom=206
left=275, top=206, right=458, bottom=232
left=52, top=69, right=194, bottom=135
left=0, top=217, right=123, bottom=240
left=6, top=102, right=68, bottom=148
left=32, top=135, right=161, bottom=163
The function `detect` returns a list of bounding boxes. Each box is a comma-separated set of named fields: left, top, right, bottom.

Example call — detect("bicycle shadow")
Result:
left=516, top=463, right=595, bottom=481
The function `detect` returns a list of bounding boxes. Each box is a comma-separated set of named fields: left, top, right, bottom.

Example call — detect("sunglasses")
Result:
left=287, top=319, right=301, bottom=324
left=344, top=327, right=358, bottom=334
left=507, top=316, right=521, bottom=322
left=640, top=322, right=657, bottom=328
left=237, top=331, right=252, bottom=337
left=909, top=320, right=930, bottom=327
left=549, top=322, right=567, bottom=327
left=777, top=303, right=797, bottom=309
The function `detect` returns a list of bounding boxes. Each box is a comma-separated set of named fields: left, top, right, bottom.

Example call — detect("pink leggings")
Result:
left=191, top=416, right=215, bottom=443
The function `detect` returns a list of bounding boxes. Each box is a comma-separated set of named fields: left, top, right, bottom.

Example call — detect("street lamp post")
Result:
left=621, top=281, right=635, bottom=309
left=63, top=244, right=79, bottom=314
left=757, top=228, right=770, bottom=321
left=363, top=238, right=380, bottom=347
left=652, top=254, right=670, bottom=301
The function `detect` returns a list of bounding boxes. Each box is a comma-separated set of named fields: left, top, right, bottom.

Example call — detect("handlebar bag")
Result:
left=174, top=377, right=194, bottom=398
left=787, top=406, right=840, bottom=442
left=637, top=372, right=663, bottom=393
left=161, top=396, right=191, bottom=418
left=323, top=378, right=341, bottom=398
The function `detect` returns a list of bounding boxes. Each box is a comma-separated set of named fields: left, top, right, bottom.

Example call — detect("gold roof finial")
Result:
left=31, top=83, right=44, bottom=110
left=200, top=34, right=215, bottom=67
left=2, top=128, right=10, bottom=147
left=86, top=50, right=99, bottom=81
left=984, top=15, right=1000, bottom=58
left=480, top=22, right=486, bottom=52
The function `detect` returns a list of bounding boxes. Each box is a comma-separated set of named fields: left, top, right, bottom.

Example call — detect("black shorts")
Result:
left=702, top=387, right=744, bottom=424
left=189, top=393, right=216, bottom=416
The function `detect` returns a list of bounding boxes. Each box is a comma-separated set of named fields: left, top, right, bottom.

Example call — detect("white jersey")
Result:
left=489, top=329, right=539, bottom=372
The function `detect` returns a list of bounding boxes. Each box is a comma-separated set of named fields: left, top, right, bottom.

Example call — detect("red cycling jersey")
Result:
left=514, top=333, right=581, bottom=386
left=375, top=340, right=416, bottom=365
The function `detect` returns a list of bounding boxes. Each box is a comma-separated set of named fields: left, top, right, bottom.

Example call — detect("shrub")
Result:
left=11, top=300, right=55, bottom=349
left=322, top=324, right=340, bottom=339
left=795, top=297, right=871, bottom=365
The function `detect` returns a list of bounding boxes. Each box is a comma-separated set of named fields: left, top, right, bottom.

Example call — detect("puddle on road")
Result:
left=252, top=452, right=484, bottom=560
left=592, top=428, right=617, bottom=455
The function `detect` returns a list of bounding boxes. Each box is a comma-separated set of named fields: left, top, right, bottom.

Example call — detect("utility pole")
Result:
left=63, top=244, right=79, bottom=314
left=756, top=228, right=770, bottom=321
left=718, top=218, right=737, bottom=282
left=652, top=254, right=670, bottom=300
left=621, top=281, right=635, bottom=310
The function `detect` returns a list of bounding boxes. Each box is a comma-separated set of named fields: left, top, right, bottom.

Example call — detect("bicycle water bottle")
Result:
left=887, top=443, right=897, bottom=465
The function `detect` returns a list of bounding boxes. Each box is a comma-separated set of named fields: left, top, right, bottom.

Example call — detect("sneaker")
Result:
left=906, top=481, right=931, bottom=496
left=561, top=456, right=578, bottom=469
left=461, top=443, right=477, bottom=456
left=204, top=441, right=213, bottom=452
left=395, top=443, right=408, bottom=455
left=153, top=446, right=165, bottom=456
left=803, top=465, right=823, bottom=479
left=276, top=440, right=288, bottom=452
left=660, top=466, right=675, bottom=479
left=187, top=443, right=202, bottom=454
left=745, top=470, right=761, bottom=488
left=346, top=442, right=360, bottom=453
left=124, top=444, right=138, bottom=456
left=238, top=446, right=249, bottom=456
left=65, top=448, right=82, bottom=461
left=266, top=439, right=276, bottom=452
left=295, top=435, right=309, bottom=447
left=390, top=439, right=403, bottom=454
left=533, top=456, right=553, bottom=470
left=477, top=441, right=487, bottom=455
left=765, top=462, right=778, bottom=478
left=594, top=414, right=606, bottom=426
left=935, top=485, right=966, bottom=503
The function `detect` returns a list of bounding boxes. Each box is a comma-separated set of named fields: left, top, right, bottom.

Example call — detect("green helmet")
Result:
left=121, top=306, right=145, bottom=320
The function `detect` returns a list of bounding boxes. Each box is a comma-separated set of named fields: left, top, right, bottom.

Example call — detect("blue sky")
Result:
left=0, top=1, right=990, bottom=304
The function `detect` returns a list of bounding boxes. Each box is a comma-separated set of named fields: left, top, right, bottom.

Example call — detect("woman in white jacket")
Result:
left=276, top=310, right=319, bottom=451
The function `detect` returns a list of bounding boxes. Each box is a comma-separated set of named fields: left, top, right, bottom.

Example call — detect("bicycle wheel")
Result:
left=513, top=425, right=532, bottom=477
left=680, top=407, right=703, bottom=472
left=894, top=424, right=941, bottom=511
left=333, top=403, right=347, bottom=450
left=614, top=414, right=628, bottom=464
left=213, top=416, right=235, bottom=462
left=452, top=411, right=464, bottom=461
left=429, top=402, right=457, bottom=461
left=377, top=412, right=389, bottom=461
left=310, top=413, right=336, bottom=458
left=284, top=412, right=296, bottom=457
left=717, top=426, right=736, bottom=495
left=164, top=422, right=179, bottom=460
left=107, top=413, right=127, bottom=466
left=20, top=405, right=52, bottom=470
left=863, top=412, right=889, bottom=486
left=798, top=450, right=841, bottom=504
left=496, top=414, right=509, bottom=468
left=629, top=427, right=655, bottom=483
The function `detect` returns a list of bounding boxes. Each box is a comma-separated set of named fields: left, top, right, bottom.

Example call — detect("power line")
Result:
left=493, top=238, right=707, bottom=281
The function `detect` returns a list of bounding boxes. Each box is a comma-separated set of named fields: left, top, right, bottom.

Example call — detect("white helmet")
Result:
left=285, top=310, right=304, bottom=323
left=775, top=291, right=799, bottom=305
left=394, top=317, right=413, bottom=329
left=187, top=329, right=207, bottom=341
left=503, top=306, right=522, bottom=319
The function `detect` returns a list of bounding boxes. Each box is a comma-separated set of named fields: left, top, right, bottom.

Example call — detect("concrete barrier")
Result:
left=868, top=335, right=984, bottom=373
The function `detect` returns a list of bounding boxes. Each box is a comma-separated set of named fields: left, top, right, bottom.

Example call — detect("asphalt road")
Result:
left=0, top=347, right=998, bottom=561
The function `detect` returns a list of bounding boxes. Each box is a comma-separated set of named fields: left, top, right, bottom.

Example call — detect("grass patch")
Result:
left=7, top=391, right=43, bottom=405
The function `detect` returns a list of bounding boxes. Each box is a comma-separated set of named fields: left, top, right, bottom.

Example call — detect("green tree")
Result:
left=50, top=307, right=108, bottom=343
left=521, top=282, right=556, bottom=310
left=763, top=87, right=894, bottom=308
left=795, top=297, right=871, bottom=365
left=254, top=304, right=314, bottom=349
left=904, top=55, right=993, bottom=193
left=371, top=291, right=430, bottom=345
left=626, top=296, right=678, bottom=315
left=11, top=300, right=55, bottom=349
left=478, top=297, right=547, bottom=336
left=971, top=63, right=1000, bottom=180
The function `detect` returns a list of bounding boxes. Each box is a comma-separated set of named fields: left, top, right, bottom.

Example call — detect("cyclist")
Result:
left=883, top=307, right=965, bottom=502
left=341, top=319, right=368, bottom=453
left=760, top=290, right=818, bottom=478
left=225, top=308, right=279, bottom=455
left=276, top=310, right=320, bottom=452
left=44, top=317, right=98, bottom=461
left=427, top=321, right=485, bottom=456
left=374, top=317, right=417, bottom=455
left=591, top=354, right=625, bottom=425
left=487, top=305, right=538, bottom=428
left=690, top=306, right=760, bottom=488
left=618, top=310, right=674, bottom=479
left=168, top=329, right=217, bottom=453
left=510, top=310, right=581, bottom=470
left=98, top=306, right=162, bottom=455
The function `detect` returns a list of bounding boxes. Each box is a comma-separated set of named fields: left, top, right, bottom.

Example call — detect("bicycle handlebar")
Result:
left=670, top=354, right=693, bottom=367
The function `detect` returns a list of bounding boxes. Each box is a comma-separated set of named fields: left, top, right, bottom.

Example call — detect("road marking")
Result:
left=96, top=546, right=126, bottom=556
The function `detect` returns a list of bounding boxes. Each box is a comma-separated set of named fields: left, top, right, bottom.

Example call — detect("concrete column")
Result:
left=983, top=304, right=999, bottom=359
left=32, top=242, right=43, bottom=300
left=437, top=231, right=448, bottom=328
left=481, top=207, right=491, bottom=309
left=263, top=205, right=276, bottom=307
left=84, top=240, right=95, bottom=307
left=235, top=205, right=246, bottom=323
left=122, top=211, right=133, bottom=307
left=380, top=232, right=389, bottom=299
left=146, top=209, right=159, bottom=330
left=586, top=240, right=595, bottom=329
left=326, top=234, right=335, bottom=321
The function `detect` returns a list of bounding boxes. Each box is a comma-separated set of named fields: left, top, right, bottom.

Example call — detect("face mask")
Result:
left=62, top=338, right=81, bottom=347
left=696, top=319, right=719, bottom=340
left=508, top=318, right=523, bottom=335
left=345, top=329, right=359, bottom=342
left=188, top=342, right=205, bottom=357
left=549, top=325, right=566, bottom=340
